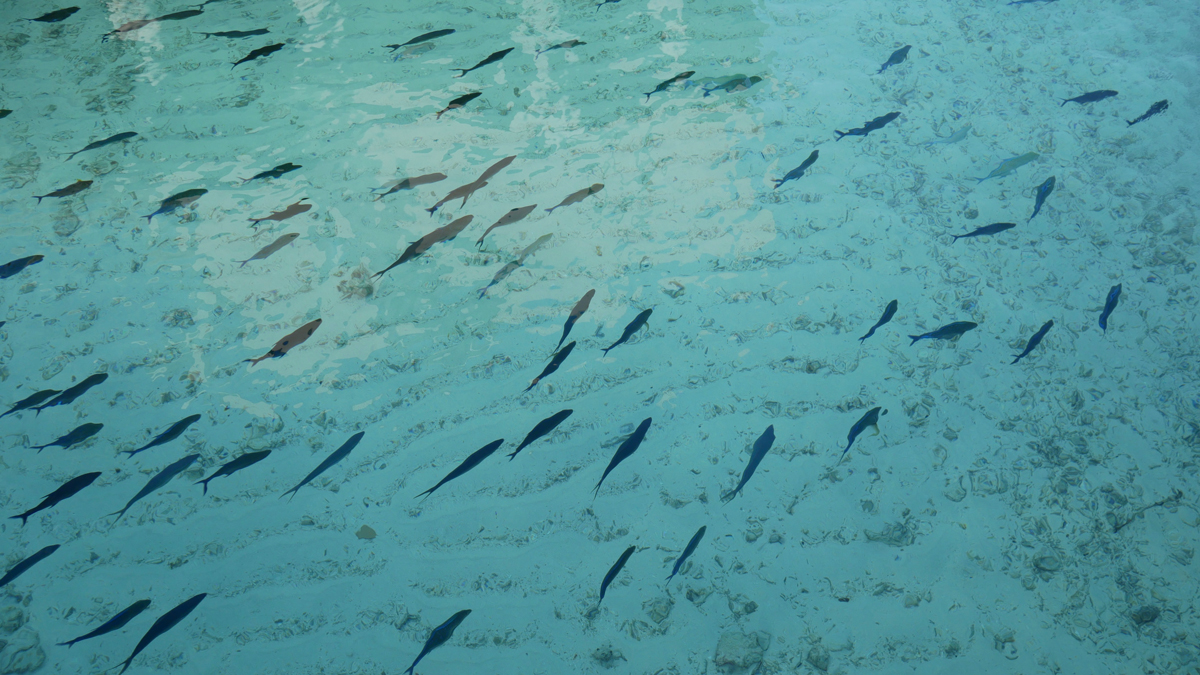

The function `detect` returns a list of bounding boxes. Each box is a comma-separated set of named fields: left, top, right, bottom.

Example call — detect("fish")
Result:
left=391, top=42, right=437, bottom=61
left=546, top=183, right=604, bottom=214
left=479, top=260, right=521, bottom=299
left=373, top=215, right=474, bottom=279
left=877, top=45, right=911, bottom=73
left=1029, top=176, right=1055, bottom=221
left=594, top=417, right=651, bottom=497
left=0, top=110, right=10, bottom=119
left=476, top=204, right=537, bottom=247
left=644, top=71, right=695, bottom=102
left=0, top=254, right=44, bottom=279
left=537, top=39, right=586, bottom=57
left=474, top=155, right=517, bottom=184
left=57, top=599, right=152, bottom=648
left=108, top=454, right=200, bottom=523
left=1011, top=319, right=1053, bottom=364
left=32, top=422, right=103, bottom=452
left=404, top=609, right=471, bottom=675
left=453, top=47, right=514, bottom=78
left=835, top=111, right=900, bottom=140
left=426, top=179, right=486, bottom=214
left=236, top=233, right=299, bottom=267
left=242, top=162, right=300, bottom=184
left=154, top=9, right=204, bottom=22
left=0, top=545, right=59, bottom=588
left=244, top=319, right=321, bottom=366
left=1099, top=284, right=1121, bottom=332
left=599, top=545, right=636, bottom=603
left=436, top=92, right=482, bottom=119
left=34, top=179, right=92, bottom=204
left=11, top=471, right=100, bottom=526
left=841, top=407, right=886, bottom=460
left=0, top=389, right=61, bottom=419
left=602, top=308, right=653, bottom=356
left=102, top=20, right=153, bottom=42
left=524, top=341, right=575, bottom=392
left=115, top=594, right=206, bottom=675
left=923, top=122, right=971, bottom=146
left=416, top=439, right=503, bottom=499
left=859, top=299, right=897, bottom=342
left=372, top=173, right=447, bottom=201
left=144, top=188, right=207, bottom=224
left=249, top=198, right=311, bottom=225
left=975, top=152, right=1038, bottom=183
left=30, top=6, right=80, bottom=22
left=721, top=425, right=775, bottom=503
left=908, top=321, right=978, bottom=345
left=34, top=373, right=108, bottom=413
left=232, top=43, right=284, bottom=69
left=199, top=28, right=270, bottom=39
left=195, top=450, right=271, bottom=495
left=280, top=431, right=364, bottom=501
left=773, top=150, right=819, bottom=189
left=65, top=131, right=137, bottom=160
left=557, top=289, right=595, bottom=349
left=702, top=75, right=762, bottom=97
left=666, top=526, right=706, bottom=583
left=508, top=410, right=573, bottom=460
left=951, top=222, right=1016, bottom=242
left=124, top=414, right=202, bottom=457
left=517, top=233, right=552, bottom=263
left=386, top=29, right=455, bottom=51
left=596, top=0, right=621, bottom=9
left=1127, top=100, right=1168, bottom=126
left=1061, top=90, right=1117, bottom=106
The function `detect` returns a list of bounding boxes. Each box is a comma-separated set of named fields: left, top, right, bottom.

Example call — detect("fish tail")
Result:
left=451, top=69, right=466, bottom=77
left=33, top=196, right=43, bottom=204
left=907, top=335, right=921, bottom=346
left=1011, top=355, right=1021, bottom=365
left=951, top=235, right=961, bottom=243
left=643, top=93, right=652, bottom=102
left=56, top=639, right=76, bottom=648
left=720, top=488, right=737, bottom=504
left=772, top=178, right=783, bottom=189
left=144, top=214, right=154, bottom=224
left=523, top=378, right=538, bottom=392
left=834, top=130, right=846, bottom=140
left=425, top=205, right=438, bottom=215
left=196, top=477, right=210, bottom=495
left=1060, top=99, right=1068, bottom=107
left=10, top=513, right=27, bottom=526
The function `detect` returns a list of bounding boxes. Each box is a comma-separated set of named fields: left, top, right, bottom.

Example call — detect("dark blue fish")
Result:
left=109, top=454, right=200, bottom=522
left=57, top=599, right=151, bottom=648
left=385, top=28, right=454, bottom=51
left=557, top=290, right=595, bottom=350
left=154, top=8, right=204, bottom=22
left=232, top=42, right=284, bottom=69
left=599, top=545, right=636, bottom=603
left=1029, top=176, right=1055, bottom=221
left=145, top=188, right=207, bottom=223
left=877, top=45, right=911, bottom=73
left=859, top=300, right=897, bottom=342
left=405, top=609, right=471, bottom=674
left=1061, top=90, right=1117, bottom=106
left=835, top=112, right=900, bottom=140
left=773, top=150, right=819, bottom=189
left=1011, top=319, right=1053, bottom=364
left=508, top=410, right=573, bottom=460
left=416, top=439, right=504, bottom=499
left=0, top=389, right=61, bottom=419
left=594, top=418, right=651, bottom=498
left=951, top=222, right=1015, bottom=242
left=124, top=414, right=202, bottom=457
left=116, top=593, right=206, bottom=675
left=199, top=28, right=269, bottom=39
left=35, top=372, right=108, bottom=413
left=1099, top=284, right=1121, bottom=332
left=65, top=132, right=137, bottom=161
left=525, top=342, right=575, bottom=393
left=841, top=407, right=886, bottom=460
left=536, top=38, right=585, bottom=57
left=281, top=432, right=364, bottom=501
left=0, top=544, right=59, bottom=588
left=643, top=71, right=694, bottom=102
left=195, top=450, right=271, bottom=495
left=452, top=48, right=514, bottom=78
left=29, top=6, right=80, bottom=22
left=1127, top=100, right=1168, bottom=126
left=908, top=321, right=977, bottom=345
left=666, top=525, right=706, bottom=583
left=0, top=254, right=44, bottom=279
left=242, top=162, right=300, bottom=184
left=721, top=425, right=775, bottom=503
left=436, top=92, right=482, bottom=119
left=32, top=422, right=103, bottom=452
left=596, top=0, right=620, bottom=9
left=11, top=471, right=100, bottom=526
left=603, top=308, right=653, bottom=356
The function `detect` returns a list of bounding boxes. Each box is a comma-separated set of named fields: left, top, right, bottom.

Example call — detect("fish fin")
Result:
left=1060, top=99, right=1068, bottom=107
left=451, top=69, right=466, bottom=77
left=237, top=260, right=249, bottom=268
left=1011, top=355, right=1021, bottom=365
left=720, top=488, right=737, bottom=504
left=34, top=196, right=43, bottom=204
left=907, top=335, right=921, bottom=346
left=834, top=130, right=846, bottom=140
left=195, top=477, right=210, bottom=495
left=144, top=214, right=154, bottom=224
left=523, top=378, right=538, bottom=393
left=10, top=513, right=27, bottom=526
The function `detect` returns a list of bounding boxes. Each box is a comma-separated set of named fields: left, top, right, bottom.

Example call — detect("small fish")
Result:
left=557, top=289, right=595, bottom=349
left=452, top=47, right=514, bottom=78
left=0, top=389, right=61, bottom=419
left=57, top=599, right=151, bottom=648
left=859, top=299, right=897, bottom=342
left=546, top=183, right=603, bottom=214
left=517, top=233, right=552, bottom=264
left=524, top=341, right=575, bottom=392
left=644, top=71, right=695, bottom=102
left=835, top=112, right=901, bottom=140
left=0, top=254, right=44, bottom=279
left=244, top=319, right=321, bottom=366
left=124, top=414, right=202, bottom=457
left=702, top=75, right=762, bottom=97
left=537, top=39, right=586, bottom=57
left=476, top=204, right=537, bottom=247
left=416, top=439, right=503, bottom=499
left=599, top=545, right=636, bottom=603
left=478, top=261, right=521, bottom=299
left=385, top=29, right=455, bottom=51
left=195, top=450, right=271, bottom=495
left=1029, top=176, right=1055, bottom=221
left=199, top=28, right=269, bottom=39
left=108, top=454, right=200, bottom=523
left=1099, top=284, right=1121, bottom=332
left=1127, top=100, right=1168, bottom=126
left=30, top=6, right=80, bottom=22
left=773, top=150, right=819, bottom=189
left=232, top=42, right=284, bottom=69
left=392, top=43, right=437, bottom=60
left=841, top=407, right=886, bottom=460
left=153, top=9, right=204, bottom=22
left=1011, top=319, right=1053, bottom=364
left=236, top=233, right=299, bottom=267
left=594, top=417, right=651, bottom=497
left=34, top=179, right=92, bottom=204
left=0, top=545, right=59, bottom=588
left=65, top=131, right=137, bottom=161
left=951, top=222, right=1016, bottom=242
left=374, top=215, right=474, bottom=279
left=242, top=162, right=301, bottom=184
left=877, top=45, right=911, bottom=73
left=144, top=188, right=207, bottom=224
left=32, top=422, right=103, bottom=452
left=372, top=173, right=447, bottom=201
left=1061, top=89, right=1117, bottom=106
left=404, top=609, right=471, bottom=675
left=923, top=122, right=971, bottom=146
left=11, top=471, right=100, bottom=526
left=908, top=321, right=978, bottom=345
left=102, top=20, right=153, bottom=42
left=603, top=308, right=653, bottom=356
left=0, top=110, right=10, bottom=119
left=666, top=525, right=706, bottom=583
left=474, top=155, right=517, bottom=184
left=115, top=594, right=206, bottom=675
left=249, top=198, right=311, bottom=224
left=280, top=431, right=364, bottom=501
left=975, top=152, right=1038, bottom=183
left=426, top=179, right=486, bottom=214
left=508, top=410, right=573, bottom=460
left=721, top=425, right=775, bottom=503
left=35, top=373, right=108, bottom=412
left=436, top=92, right=482, bottom=119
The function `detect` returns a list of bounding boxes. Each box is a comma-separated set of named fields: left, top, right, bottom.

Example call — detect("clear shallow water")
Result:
left=0, top=0, right=1196, bottom=673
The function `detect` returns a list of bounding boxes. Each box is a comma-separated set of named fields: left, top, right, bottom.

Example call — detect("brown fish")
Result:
left=236, top=233, right=299, bottom=268
left=244, top=319, right=321, bottom=366
left=545, top=183, right=603, bottom=214
left=373, top=173, right=447, bottom=201
left=102, top=19, right=153, bottom=41
left=426, top=180, right=486, bottom=216
left=476, top=204, right=536, bottom=247
left=474, top=155, right=516, bottom=184
left=34, top=179, right=93, bottom=204
left=249, top=198, right=311, bottom=225
left=373, top=215, right=474, bottom=279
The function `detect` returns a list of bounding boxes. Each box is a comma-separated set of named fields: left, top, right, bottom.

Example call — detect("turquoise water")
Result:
left=0, top=0, right=1195, bottom=672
